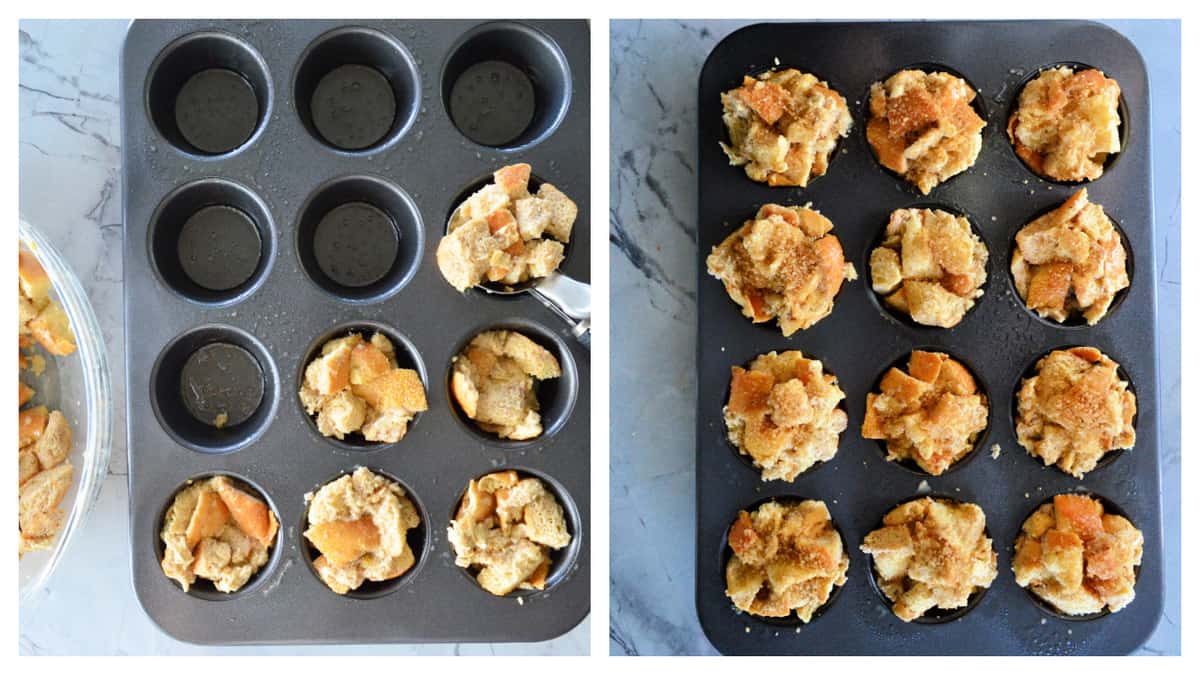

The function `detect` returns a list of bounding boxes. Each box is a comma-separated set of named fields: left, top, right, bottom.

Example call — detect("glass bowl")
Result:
left=19, top=217, right=112, bottom=605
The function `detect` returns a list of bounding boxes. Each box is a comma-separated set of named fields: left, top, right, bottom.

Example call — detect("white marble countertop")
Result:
left=609, top=19, right=1180, bottom=656
left=17, top=18, right=588, bottom=655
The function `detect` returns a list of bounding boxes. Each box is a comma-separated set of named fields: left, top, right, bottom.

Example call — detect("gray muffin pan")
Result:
left=695, top=21, right=1162, bottom=655
left=121, top=19, right=589, bottom=645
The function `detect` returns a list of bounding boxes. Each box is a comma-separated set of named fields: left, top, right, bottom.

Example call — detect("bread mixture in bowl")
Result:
left=437, top=163, right=577, bottom=292
left=304, top=467, right=422, bottom=595
left=448, top=470, right=572, bottom=596
left=1008, top=66, right=1121, bottom=182
left=866, top=69, right=986, bottom=194
left=300, top=331, right=427, bottom=443
left=706, top=203, right=856, bottom=336
left=870, top=207, right=988, bottom=327
left=862, top=350, right=988, bottom=475
left=1011, top=189, right=1129, bottom=325
left=1015, top=346, right=1136, bottom=478
left=725, top=499, right=848, bottom=622
left=860, top=497, right=997, bottom=622
left=451, top=329, right=562, bottom=441
left=18, top=248, right=78, bottom=557
left=719, top=68, right=852, bottom=187
left=1013, top=493, right=1143, bottom=615
left=160, top=475, right=279, bottom=593
left=724, top=350, right=847, bottom=481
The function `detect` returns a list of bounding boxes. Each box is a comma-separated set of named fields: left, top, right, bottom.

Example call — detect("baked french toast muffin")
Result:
left=1013, top=494, right=1142, bottom=615
left=719, top=68, right=852, bottom=187
left=866, top=69, right=986, bottom=194
left=1008, top=67, right=1121, bottom=182
left=862, top=350, right=988, bottom=475
left=724, top=350, right=847, bottom=481
left=1015, top=347, right=1136, bottom=478
left=1011, top=189, right=1128, bottom=325
left=725, top=499, right=848, bottom=622
left=861, top=497, right=997, bottom=622
left=870, top=207, right=988, bottom=328
left=706, top=203, right=856, bottom=336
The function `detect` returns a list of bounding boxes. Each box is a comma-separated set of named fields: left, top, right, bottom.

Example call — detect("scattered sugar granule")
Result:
left=990, top=443, right=1002, bottom=460
left=917, top=480, right=931, bottom=494
left=773, top=57, right=781, bottom=66
left=517, top=597, right=525, bottom=606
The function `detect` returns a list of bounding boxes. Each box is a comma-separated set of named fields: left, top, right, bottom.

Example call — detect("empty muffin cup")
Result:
left=300, top=467, right=430, bottom=599
left=445, top=319, right=579, bottom=449
left=149, top=178, right=273, bottom=306
left=294, top=27, right=419, bottom=152
left=296, top=175, right=423, bottom=302
left=151, top=325, right=278, bottom=454
left=450, top=467, right=582, bottom=597
left=441, top=21, right=571, bottom=149
left=297, top=320, right=427, bottom=451
left=145, top=31, right=270, bottom=156
left=154, top=473, right=282, bottom=600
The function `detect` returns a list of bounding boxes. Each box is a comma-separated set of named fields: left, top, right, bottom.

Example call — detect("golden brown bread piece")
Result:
left=1013, top=494, right=1142, bottom=615
left=724, top=500, right=848, bottom=621
left=1011, top=189, right=1128, bottom=325
left=866, top=70, right=985, bottom=194
left=1008, top=67, right=1121, bottom=182
left=300, top=332, right=427, bottom=443
left=870, top=208, right=988, bottom=327
left=706, top=203, right=856, bottom=335
left=861, top=350, right=987, bottom=475
left=719, top=69, right=852, bottom=187
left=160, top=476, right=278, bottom=593
left=18, top=249, right=76, bottom=356
left=450, top=330, right=561, bottom=440
left=724, top=350, right=847, bottom=481
left=304, top=467, right=421, bottom=594
left=861, top=497, right=997, bottom=622
left=1015, top=347, right=1136, bottom=478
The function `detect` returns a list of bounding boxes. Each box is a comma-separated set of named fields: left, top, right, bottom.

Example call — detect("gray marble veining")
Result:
left=17, top=18, right=587, bottom=655
left=608, top=18, right=1179, bottom=656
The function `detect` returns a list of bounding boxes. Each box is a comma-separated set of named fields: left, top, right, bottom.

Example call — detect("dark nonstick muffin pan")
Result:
left=695, top=21, right=1161, bottom=655
left=122, top=19, right=589, bottom=645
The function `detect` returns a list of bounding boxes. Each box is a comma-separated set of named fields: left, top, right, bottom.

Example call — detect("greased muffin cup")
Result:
left=696, top=21, right=1161, bottom=655
left=123, top=19, right=589, bottom=645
